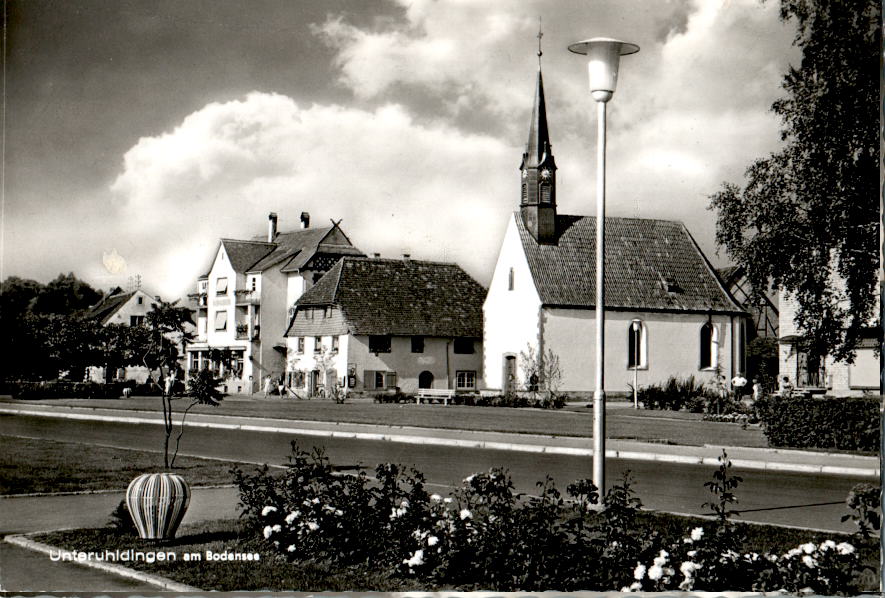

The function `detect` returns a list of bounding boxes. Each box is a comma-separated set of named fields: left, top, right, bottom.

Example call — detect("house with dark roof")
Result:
left=284, top=256, right=485, bottom=396
left=84, top=287, right=158, bottom=383
left=483, top=66, right=748, bottom=394
left=186, top=212, right=363, bottom=393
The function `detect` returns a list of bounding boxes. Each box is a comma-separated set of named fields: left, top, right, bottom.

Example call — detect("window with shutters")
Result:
left=540, top=183, right=551, bottom=203
left=331, top=336, right=339, bottom=353
left=216, top=277, right=228, bottom=294
left=314, top=336, right=323, bottom=353
left=297, top=337, right=305, bottom=353
left=214, top=311, right=227, bottom=331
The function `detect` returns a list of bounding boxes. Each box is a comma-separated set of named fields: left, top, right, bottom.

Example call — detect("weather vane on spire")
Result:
left=537, top=16, right=543, bottom=66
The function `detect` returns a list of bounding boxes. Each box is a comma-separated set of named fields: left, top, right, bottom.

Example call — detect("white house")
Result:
left=186, top=211, right=363, bottom=393
left=284, top=256, right=485, bottom=396
left=84, top=287, right=158, bottom=383
left=778, top=287, right=879, bottom=396
left=483, top=67, right=748, bottom=395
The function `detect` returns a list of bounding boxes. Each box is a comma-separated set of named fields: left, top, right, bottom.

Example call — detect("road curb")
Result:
left=2, top=407, right=878, bottom=478
left=4, top=533, right=200, bottom=592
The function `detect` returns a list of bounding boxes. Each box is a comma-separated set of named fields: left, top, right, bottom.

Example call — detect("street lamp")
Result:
left=631, top=319, right=641, bottom=409
left=569, top=37, right=639, bottom=497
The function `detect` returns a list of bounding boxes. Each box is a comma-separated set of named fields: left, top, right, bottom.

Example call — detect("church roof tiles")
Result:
left=516, top=213, right=744, bottom=314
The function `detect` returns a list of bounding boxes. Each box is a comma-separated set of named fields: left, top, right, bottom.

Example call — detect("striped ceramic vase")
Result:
left=126, top=473, right=191, bottom=540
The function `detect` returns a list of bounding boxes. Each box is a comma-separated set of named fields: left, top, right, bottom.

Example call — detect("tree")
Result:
left=518, top=343, right=563, bottom=401
left=139, top=298, right=218, bottom=469
left=709, top=0, right=879, bottom=366
left=30, top=273, right=103, bottom=316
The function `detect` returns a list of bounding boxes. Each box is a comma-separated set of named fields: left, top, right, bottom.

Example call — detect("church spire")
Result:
left=520, top=20, right=557, bottom=244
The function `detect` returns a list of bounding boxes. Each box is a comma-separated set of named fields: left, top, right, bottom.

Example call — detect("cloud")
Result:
left=109, top=92, right=516, bottom=298
left=310, top=0, right=797, bottom=261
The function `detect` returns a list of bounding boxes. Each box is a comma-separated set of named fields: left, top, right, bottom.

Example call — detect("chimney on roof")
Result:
left=300, top=212, right=310, bottom=229
left=268, top=212, right=278, bottom=242
left=403, top=254, right=411, bottom=261
left=373, top=252, right=381, bottom=258
left=154, top=295, right=161, bottom=302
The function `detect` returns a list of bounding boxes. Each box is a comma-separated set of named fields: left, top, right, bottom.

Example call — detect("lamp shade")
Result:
left=568, top=37, right=639, bottom=102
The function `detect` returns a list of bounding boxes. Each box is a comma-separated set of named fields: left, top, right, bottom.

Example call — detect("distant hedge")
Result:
left=755, top=395, right=880, bottom=452
left=11, top=381, right=123, bottom=400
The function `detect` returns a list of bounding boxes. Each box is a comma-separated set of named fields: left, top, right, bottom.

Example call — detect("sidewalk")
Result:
left=0, top=486, right=237, bottom=592
left=1, top=402, right=878, bottom=477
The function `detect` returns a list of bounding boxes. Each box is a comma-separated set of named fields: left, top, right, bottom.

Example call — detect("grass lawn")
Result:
left=0, top=435, right=247, bottom=495
left=33, top=515, right=878, bottom=592
left=0, top=395, right=769, bottom=448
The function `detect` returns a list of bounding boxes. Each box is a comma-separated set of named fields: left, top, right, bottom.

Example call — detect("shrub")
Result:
left=640, top=376, right=716, bottom=411
left=755, top=395, right=879, bottom=451
left=10, top=381, right=122, bottom=400
left=108, top=500, right=137, bottom=536
left=842, top=483, right=881, bottom=539
left=233, top=445, right=868, bottom=593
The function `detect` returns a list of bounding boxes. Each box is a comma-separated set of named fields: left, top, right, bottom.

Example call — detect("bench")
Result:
left=416, top=388, right=455, bottom=406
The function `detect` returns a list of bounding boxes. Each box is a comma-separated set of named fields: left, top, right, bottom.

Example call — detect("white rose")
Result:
left=262, top=525, right=273, bottom=539
left=428, top=536, right=439, bottom=546
left=633, top=564, right=646, bottom=580
left=801, top=542, right=815, bottom=554
left=836, top=542, right=855, bottom=555
left=261, top=506, right=277, bottom=517
left=690, top=527, right=704, bottom=541
left=460, top=509, right=472, bottom=520
left=802, top=555, right=816, bottom=568
left=648, top=565, right=663, bottom=581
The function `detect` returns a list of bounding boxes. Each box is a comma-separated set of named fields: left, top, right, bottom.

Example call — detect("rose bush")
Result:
left=233, top=443, right=867, bottom=593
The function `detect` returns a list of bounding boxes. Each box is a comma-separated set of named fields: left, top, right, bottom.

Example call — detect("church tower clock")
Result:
left=519, top=47, right=557, bottom=244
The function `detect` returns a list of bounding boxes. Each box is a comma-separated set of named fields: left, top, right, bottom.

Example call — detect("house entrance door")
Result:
left=503, top=355, right=517, bottom=394
left=308, top=370, right=320, bottom=396
left=418, top=371, right=434, bottom=389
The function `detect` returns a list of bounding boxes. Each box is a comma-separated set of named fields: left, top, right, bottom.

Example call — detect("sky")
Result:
left=4, top=0, right=799, bottom=301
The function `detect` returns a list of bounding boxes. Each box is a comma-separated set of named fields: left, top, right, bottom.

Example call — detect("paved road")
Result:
left=0, top=413, right=871, bottom=532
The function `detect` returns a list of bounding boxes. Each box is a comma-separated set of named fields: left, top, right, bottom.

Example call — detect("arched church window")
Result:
left=700, top=322, right=719, bottom=369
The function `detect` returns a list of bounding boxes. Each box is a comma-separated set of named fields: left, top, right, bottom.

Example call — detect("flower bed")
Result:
left=232, top=444, right=874, bottom=593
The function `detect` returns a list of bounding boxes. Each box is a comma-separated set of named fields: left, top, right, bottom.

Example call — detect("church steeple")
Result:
left=520, top=23, right=557, bottom=244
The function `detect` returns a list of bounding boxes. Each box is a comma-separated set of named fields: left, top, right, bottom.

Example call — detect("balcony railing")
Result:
left=235, top=324, right=249, bottom=340
left=235, top=290, right=260, bottom=305
left=188, top=293, right=208, bottom=308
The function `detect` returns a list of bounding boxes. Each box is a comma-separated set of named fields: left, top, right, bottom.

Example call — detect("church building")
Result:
left=483, top=66, right=748, bottom=395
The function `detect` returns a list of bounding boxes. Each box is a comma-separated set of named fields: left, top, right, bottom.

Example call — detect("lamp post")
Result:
left=631, top=319, right=641, bottom=409
left=569, top=37, right=639, bottom=497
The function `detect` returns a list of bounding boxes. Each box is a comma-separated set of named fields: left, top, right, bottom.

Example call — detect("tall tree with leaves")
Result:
left=709, top=0, right=879, bottom=367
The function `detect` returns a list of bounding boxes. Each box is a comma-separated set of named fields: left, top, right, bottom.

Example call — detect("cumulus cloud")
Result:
left=109, top=92, right=516, bottom=297
left=313, top=0, right=796, bottom=252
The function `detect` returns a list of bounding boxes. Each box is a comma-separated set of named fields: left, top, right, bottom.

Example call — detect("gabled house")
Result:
left=84, top=287, right=158, bottom=383
left=284, top=256, right=485, bottom=396
left=483, top=66, right=748, bottom=395
left=186, top=212, right=363, bottom=393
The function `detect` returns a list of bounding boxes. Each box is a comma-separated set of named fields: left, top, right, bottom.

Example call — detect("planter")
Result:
left=126, top=472, right=191, bottom=540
